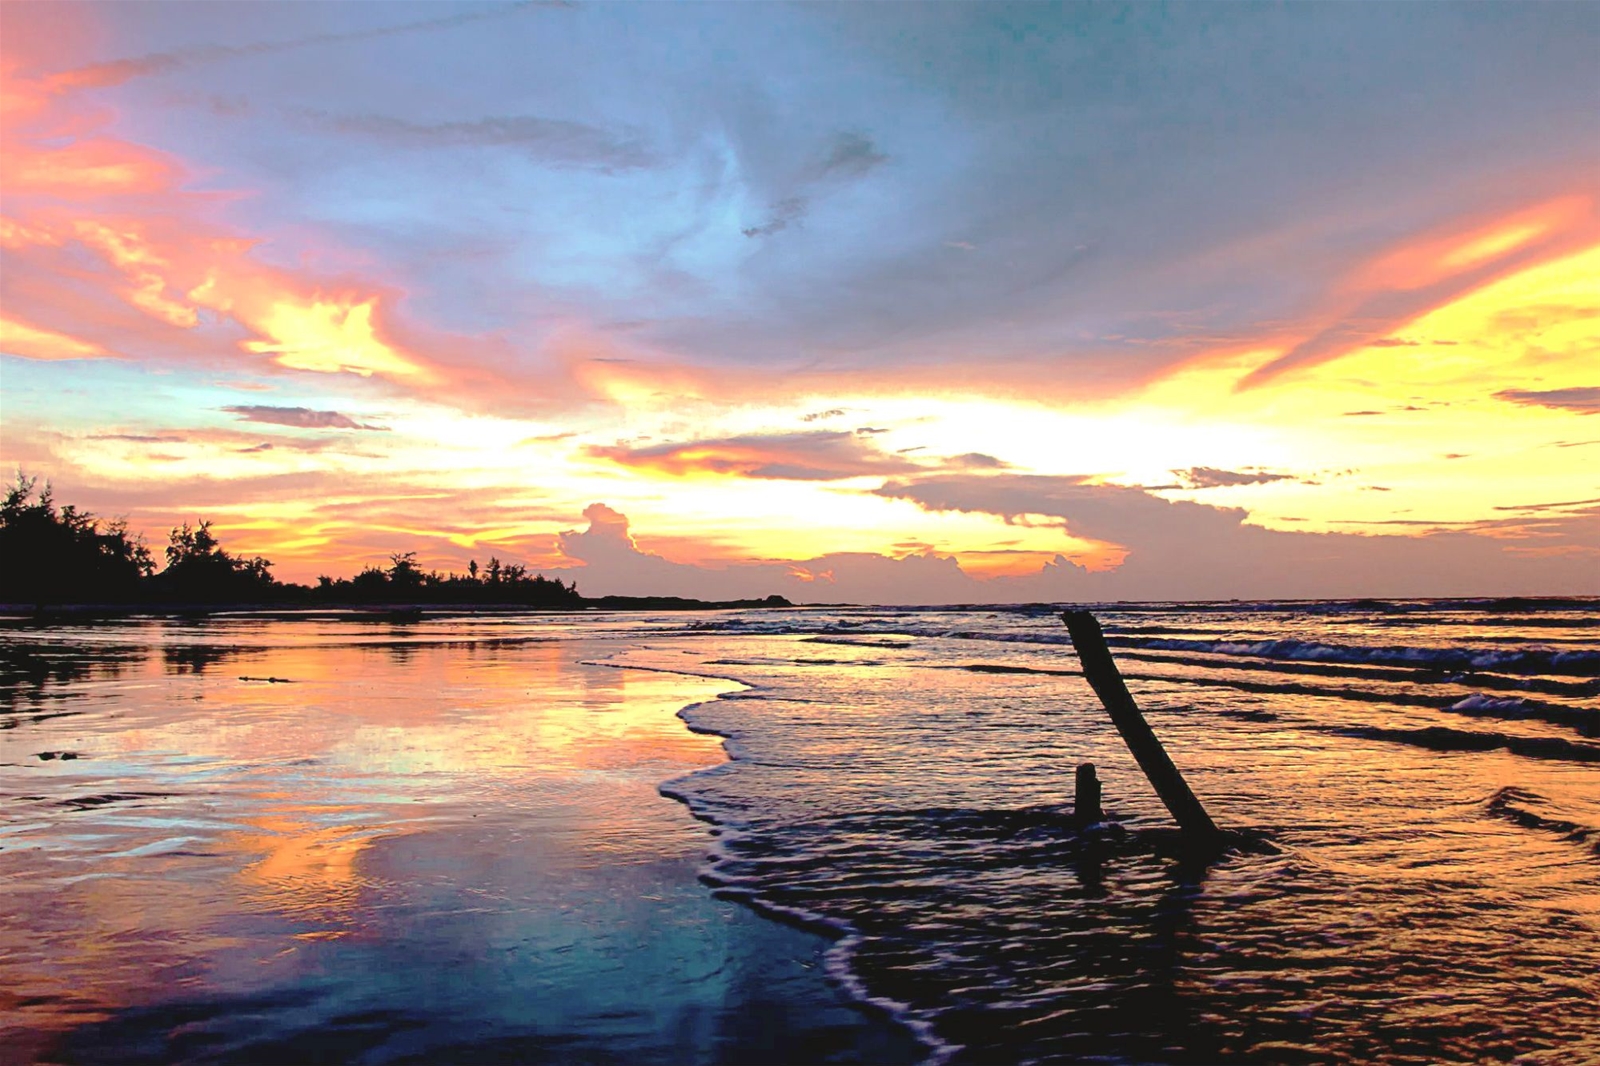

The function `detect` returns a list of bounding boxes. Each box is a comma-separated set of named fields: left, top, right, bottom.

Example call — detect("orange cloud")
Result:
left=0, top=312, right=115, bottom=360
left=1239, top=193, right=1600, bottom=388
left=71, top=219, right=200, bottom=327
left=1, top=51, right=185, bottom=197
left=7, top=209, right=442, bottom=385
left=1353, top=196, right=1591, bottom=292
left=949, top=549, right=1071, bottom=579
left=1, top=49, right=451, bottom=393
left=0, top=215, right=61, bottom=249
left=2, top=136, right=181, bottom=196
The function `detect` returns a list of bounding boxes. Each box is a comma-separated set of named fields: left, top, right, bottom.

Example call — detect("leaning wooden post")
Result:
left=1062, top=610, right=1222, bottom=842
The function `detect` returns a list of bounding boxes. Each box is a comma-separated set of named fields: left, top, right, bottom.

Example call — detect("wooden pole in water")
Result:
left=1074, top=762, right=1103, bottom=823
left=1062, top=610, right=1222, bottom=841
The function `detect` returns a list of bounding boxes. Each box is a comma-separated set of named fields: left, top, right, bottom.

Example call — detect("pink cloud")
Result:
left=551, top=503, right=987, bottom=603
left=221, top=405, right=389, bottom=431
left=0, top=52, right=576, bottom=411
left=1237, top=195, right=1599, bottom=389
left=587, top=431, right=924, bottom=481
left=877, top=474, right=1600, bottom=599
left=1494, top=387, right=1600, bottom=415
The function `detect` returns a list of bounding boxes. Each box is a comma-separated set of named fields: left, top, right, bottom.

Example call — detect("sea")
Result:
left=3, top=599, right=1597, bottom=1064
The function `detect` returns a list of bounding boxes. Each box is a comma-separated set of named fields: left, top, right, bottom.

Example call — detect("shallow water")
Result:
left=603, top=600, right=1600, bottom=1063
left=0, top=616, right=920, bottom=1064
left=3, top=602, right=1598, bottom=1064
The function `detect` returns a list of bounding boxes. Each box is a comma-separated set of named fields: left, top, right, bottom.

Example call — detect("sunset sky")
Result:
left=2, top=1, right=1596, bottom=601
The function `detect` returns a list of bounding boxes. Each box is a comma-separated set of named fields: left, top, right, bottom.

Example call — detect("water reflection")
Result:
left=0, top=618, right=922, bottom=1064
left=610, top=604, right=1600, bottom=1064
left=161, top=643, right=236, bottom=676
left=9, top=604, right=1595, bottom=1064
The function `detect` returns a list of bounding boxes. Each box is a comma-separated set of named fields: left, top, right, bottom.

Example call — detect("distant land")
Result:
left=0, top=477, right=791, bottom=613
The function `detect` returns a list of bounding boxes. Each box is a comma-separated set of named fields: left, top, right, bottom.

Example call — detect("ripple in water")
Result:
left=623, top=601, right=1600, bottom=1063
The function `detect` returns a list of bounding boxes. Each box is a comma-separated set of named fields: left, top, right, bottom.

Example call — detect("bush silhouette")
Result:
left=1, top=481, right=783, bottom=611
left=148, top=520, right=278, bottom=603
left=0, top=476, right=153, bottom=605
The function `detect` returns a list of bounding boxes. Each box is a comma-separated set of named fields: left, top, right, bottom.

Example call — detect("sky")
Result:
left=1, top=1, right=1597, bottom=602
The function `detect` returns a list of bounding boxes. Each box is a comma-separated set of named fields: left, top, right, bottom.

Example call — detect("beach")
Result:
left=3, top=602, right=1598, bottom=1064
left=0, top=615, right=923, bottom=1063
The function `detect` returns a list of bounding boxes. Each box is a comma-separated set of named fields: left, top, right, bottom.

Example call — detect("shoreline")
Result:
left=7, top=605, right=1598, bottom=1061
left=5, top=593, right=1594, bottom=626
left=661, top=691, right=959, bottom=1066
left=1, top=621, right=926, bottom=1064
left=581, top=657, right=940, bottom=1064
left=660, top=688, right=952, bottom=1064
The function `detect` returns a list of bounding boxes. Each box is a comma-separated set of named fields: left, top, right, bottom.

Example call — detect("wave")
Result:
left=661, top=777, right=963, bottom=1064
left=1447, top=695, right=1600, bottom=736
left=1110, top=648, right=1600, bottom=699
left=1316, top=613, right=1600, bottom=631
left=1118, top=636, right=1600, bottom=677
left=942, top=662, right=1597, bottom=737
left=646, top=613, right=1600, bottom=1064
left=1486, top=787, right=1600, bottom=859
left=1322, top=724, right=1600, bottom=763
left=802, top=637, right=917, bottom=650
left=661, top=612, right=1599, bottom=685
left=1000, top=597, right=1599, bottom=616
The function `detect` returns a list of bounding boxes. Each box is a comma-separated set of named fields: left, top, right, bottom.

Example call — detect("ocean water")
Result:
left=0, top=617, right=922, bottom=1064
left=3, top=600, right=1598, bottom=1064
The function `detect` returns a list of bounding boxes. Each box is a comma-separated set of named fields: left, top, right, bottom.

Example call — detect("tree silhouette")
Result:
left=150, top=520, right=276, bottom=603
left=308, top=548, right=583, bottom=606
left=388, top=551, right=423, bottom=592
left=0, top=475, right=153, bottom=604
left=349, top=565, right=389, bottom=599
left=2, top=483, right=782, bottom=611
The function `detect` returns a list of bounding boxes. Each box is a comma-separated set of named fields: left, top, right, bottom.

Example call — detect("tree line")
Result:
left=0, top=477, right=581, bottom=608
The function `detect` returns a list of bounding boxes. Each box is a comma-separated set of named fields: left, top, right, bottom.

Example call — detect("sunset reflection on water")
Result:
left=1, top=617, right=917, bottom=1064
left=8, top=605, right=1595, bottom=1064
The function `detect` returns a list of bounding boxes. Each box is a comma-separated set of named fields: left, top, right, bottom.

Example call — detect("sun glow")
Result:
left=1132, top=239, right=1600, bottom=534
left=242, top=298, right=433, bottom=382
left=2, top=5, right=1595, bottom=597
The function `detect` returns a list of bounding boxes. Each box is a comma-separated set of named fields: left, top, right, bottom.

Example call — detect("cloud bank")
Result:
left=544, top=491, right=1598, bottom=604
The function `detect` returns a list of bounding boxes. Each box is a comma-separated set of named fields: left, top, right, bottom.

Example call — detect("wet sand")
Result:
left=0, top=618, right=924, bottom=1063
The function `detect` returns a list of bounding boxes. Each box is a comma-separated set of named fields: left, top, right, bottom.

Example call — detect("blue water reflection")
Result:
left=0, top=617, right=920, bottom=1064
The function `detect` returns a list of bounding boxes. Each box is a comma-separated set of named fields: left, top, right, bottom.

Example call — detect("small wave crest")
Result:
left=1122, top=636, right=1600, bottom=677
left=1324, top=724, right=1600, bottom=763
left=652, top=611, right=1600, bottom=1064
left=1486, top=787, right=1600, bottom=859
left=1447, top=694, right=1600, bottom=736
